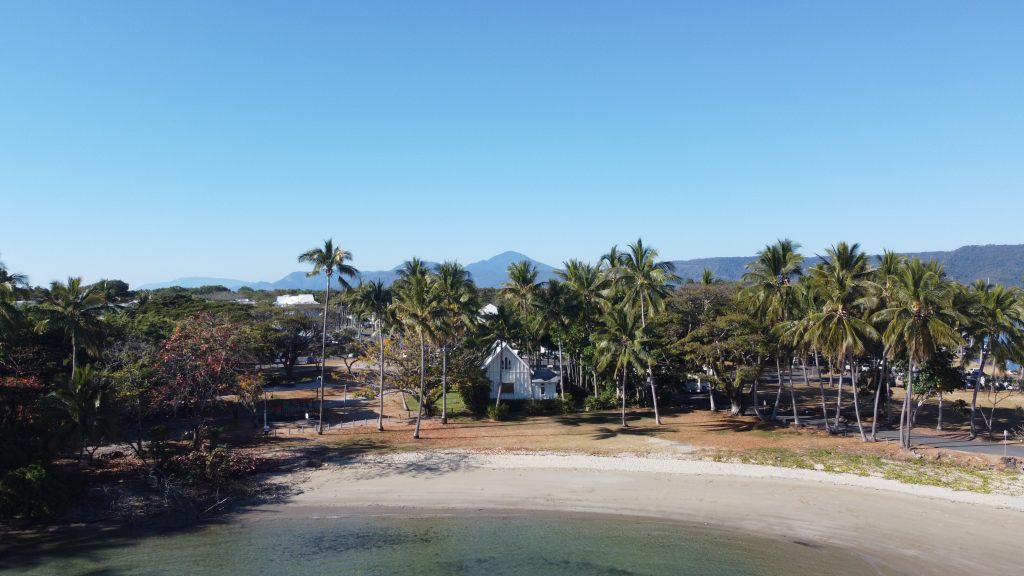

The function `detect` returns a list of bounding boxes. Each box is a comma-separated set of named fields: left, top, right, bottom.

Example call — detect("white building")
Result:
left=275, top=294, right=318, bottom=307
left=481, top=340, right=560, bottom=400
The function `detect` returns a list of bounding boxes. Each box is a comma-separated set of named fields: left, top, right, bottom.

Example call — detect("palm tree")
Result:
left=558, top=260, right=608, bottom=396
left=297, top=239, right=358, bottom=434
left=501, top=261, right=541, bottom=361
left=964, top=281, right=1024, bottom=438
left=392, top=261, right=440, bottom=440
left=873, top=259, right=963, bottom=449
left=538, top=280, right=572, bottom=400
left=700, top=268, right=719, bottom=285
left=48, top=364, right=116, bottom=463
left=596, top=308, right=650, bottom=427
left=433, top=261, right=479, bottom=424
left=349, top=280, right=393, bottom=431
left=741, top=239, right=804, bottom=419
left=775, top=278, right=826, bottom=427
left=804, top=245, right=878, bottom=441
left=0, top=258, right=26, bottom=336
left=616, top=238, right=679, bottom=425
left=35, top=277, right=112, bottom=382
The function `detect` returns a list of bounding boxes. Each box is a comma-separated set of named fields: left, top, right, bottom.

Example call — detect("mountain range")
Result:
left=137, top=244, right=1024, bottom=291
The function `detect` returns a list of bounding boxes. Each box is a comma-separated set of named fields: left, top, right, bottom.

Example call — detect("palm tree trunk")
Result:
left=558, top=341, right=565, bottom=400
left=620, top=370, right=628, bottom=427
left=814, top=352, right=829, bottom=430
left=413, top=332, right=425, bottom=439
left=788, top=359, right=800, bottom=427
left=772, top=355, right=784, bottom=420
left=70, top=331, right=77, bottom=383
left=834, top=357, right=844, bottom=427
left=750, top=354, right=764, bottom=419
left=969, top=349, right=987, bottom=439
left=639, top=300, right=662, bottom=425
left=849, top=359, right=867, bottom=442
left=377, top=321, right=385, bottom=432
left=318, top=277, right=331, bottom=434
left=441, top=344, right=448, bottom=425
left=870, top=359, right=886, bottom=441
left=937, top=390, right=944, bottom=431
left=903, top=358, right=914, bottom=449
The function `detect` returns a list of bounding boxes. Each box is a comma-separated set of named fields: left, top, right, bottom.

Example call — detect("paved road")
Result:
left=871, top=429, right=1024, bottom=458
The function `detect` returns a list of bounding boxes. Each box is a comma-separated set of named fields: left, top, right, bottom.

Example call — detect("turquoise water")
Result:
left=3, top=514, right=876, bottom=576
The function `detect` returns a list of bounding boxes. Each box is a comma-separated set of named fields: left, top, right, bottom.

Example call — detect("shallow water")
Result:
left=4, top=513, right=879, bottom=576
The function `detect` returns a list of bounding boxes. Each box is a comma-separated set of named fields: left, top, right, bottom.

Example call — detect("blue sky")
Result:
left=1, top=1, right=1022, bottom=287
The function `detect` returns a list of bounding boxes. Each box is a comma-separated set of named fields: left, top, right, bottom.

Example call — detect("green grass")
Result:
left=402, top=391, right=466, bottom=415
left=730, top=447, right=1023, bottom=494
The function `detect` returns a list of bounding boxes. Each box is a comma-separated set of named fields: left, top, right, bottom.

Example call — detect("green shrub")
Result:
left=458, top=380, right=491, bottom=416
left=0, top=464, right=71, bottom=520
left=584, top=388, right=618, bottom=412
left=487, top=404, right=510, bottom=421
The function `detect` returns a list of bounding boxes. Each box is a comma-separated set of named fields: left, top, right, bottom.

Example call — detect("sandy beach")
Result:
left=254, top=450, right=1024, bottom=575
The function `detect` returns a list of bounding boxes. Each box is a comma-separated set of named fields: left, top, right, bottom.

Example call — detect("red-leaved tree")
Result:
left=156, top=314, right=257, bottom=446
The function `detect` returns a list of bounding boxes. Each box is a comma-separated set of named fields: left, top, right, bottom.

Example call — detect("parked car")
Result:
left=682, top=381, right=710, bottom=393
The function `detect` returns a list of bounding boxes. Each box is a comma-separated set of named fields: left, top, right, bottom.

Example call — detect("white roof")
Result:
left=275, top=294, right=318, bottom=306
left=479, top=303, right=499, bottom=316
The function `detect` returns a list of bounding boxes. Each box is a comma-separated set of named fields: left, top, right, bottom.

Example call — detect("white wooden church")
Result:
left=481, top=341, right=560, bottom=400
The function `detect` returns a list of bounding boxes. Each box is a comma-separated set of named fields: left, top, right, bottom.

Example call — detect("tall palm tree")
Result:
left=873, top=258, right=963, bottom=449
left=964, top=281, right=1024, bottom=438
left=804, top=246, right=878, bottom=441
left=741, top=239, right=804, bottom=419
left=35, top=277, right=112, bottom=382
left=349, top=280, right=393, bottom=431
left=596, top=308, right=650, bottom=427
left=538, top=280, right=572, bottom=400
left=616, top=238, right=679, bottom=425
left=392, top=261, right=440, bottom=440
left=433, top=261, right=478, bottom=424
left=298, top=239, right=358, bottom=434
left=501, top=261, right=541, bottom=361
left=558, top=260, right=607, bottom=395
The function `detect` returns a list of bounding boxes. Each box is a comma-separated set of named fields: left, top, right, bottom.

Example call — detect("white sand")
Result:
left=258, top=450, right=1024, bottom=574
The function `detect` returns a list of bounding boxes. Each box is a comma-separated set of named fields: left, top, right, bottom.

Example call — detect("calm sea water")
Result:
left=3, top=514, right=877, bottom=576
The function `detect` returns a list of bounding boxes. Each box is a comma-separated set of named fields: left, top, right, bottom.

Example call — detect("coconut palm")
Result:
left=538, top=280, right=572, bottom=399
left=804, top=245, right=879, bottom=441
left=35, top=277, right=112, bottom=382
left=964, top=281, right=1024, bottom=438
left=47, top=364, right=116, bottom=463
left=615, top=238, right=679, bottom=425
left=741, top=239, right=804, bottom=419
left=873, top=258, right=963, bottom=449
left=297, top=239, right=358, bottom=434
left=700, top=268, right=720, bottom=285
left=349, top=280, right=393, bottom=431
left=595, top=307, right=651, bottom=427
left=392, top=261, right=440, bottom=439
left=775, top=278, right=827, bottom=427
left=433, top=261, right=479, bottom=424
left=501, top=261, right=541, bottom=360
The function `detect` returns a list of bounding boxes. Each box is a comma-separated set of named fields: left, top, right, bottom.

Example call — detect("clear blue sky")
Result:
left=1, top=1, right=1021, bottom=287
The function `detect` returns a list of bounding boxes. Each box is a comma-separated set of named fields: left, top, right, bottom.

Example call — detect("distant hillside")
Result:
left=139, top=244, right=1024, bottom=292
left=670, top=244, right=1024, bottom=287
left=139, top=251, right=557, bottom=290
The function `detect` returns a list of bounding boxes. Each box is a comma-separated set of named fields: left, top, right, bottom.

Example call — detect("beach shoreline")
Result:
left=252, top=449, right=1024, bottom=574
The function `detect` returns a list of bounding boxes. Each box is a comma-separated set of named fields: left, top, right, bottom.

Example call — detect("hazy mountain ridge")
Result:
left=670, top=244, right=1024, bottom=286
left=138, top=244, right=1024, bottom=291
